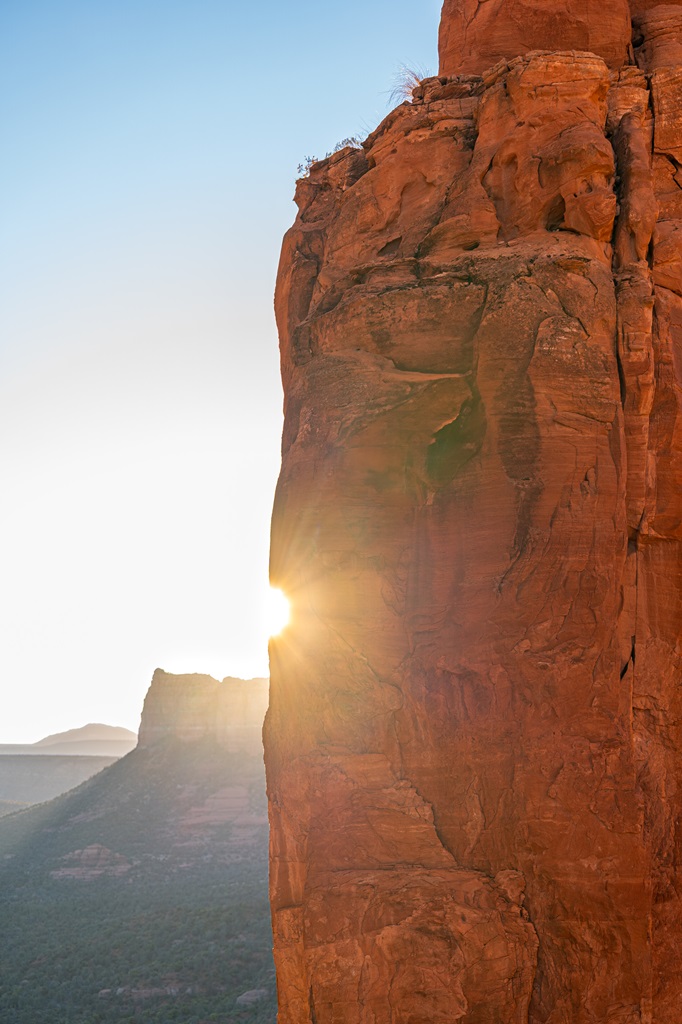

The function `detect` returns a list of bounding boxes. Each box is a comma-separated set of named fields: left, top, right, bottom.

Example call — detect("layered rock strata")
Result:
left=137, top=670, right=268, bottom=754
left=266, top=3, right=682, bottom=1021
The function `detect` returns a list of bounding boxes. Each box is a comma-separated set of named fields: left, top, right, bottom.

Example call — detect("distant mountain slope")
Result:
left=0, top=723, right=137, bottom=759
left=34, top=723, right=137, bottom=747
left=0, top=755, right=118, bottom=805
left=0, top=800, right=28, bottom=818
left=26, top=739, right=136, bottom=756
left=0, top=672, right=273, bottom=1024
left=29, top=722, right=138, bottom=757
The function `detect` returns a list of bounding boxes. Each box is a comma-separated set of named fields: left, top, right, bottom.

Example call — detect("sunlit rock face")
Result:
left=265, top=3, right=682, bottom=1020
left=439, top=0, right=633, bottom=75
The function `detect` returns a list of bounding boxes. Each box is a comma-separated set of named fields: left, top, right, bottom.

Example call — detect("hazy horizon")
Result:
left=1, top=0, right=440, bottom=743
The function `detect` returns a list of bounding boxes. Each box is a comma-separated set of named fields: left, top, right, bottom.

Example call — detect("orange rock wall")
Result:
left=439, top=0, right=632, bottom=75
left=266, top=4, right=682, bottom=1021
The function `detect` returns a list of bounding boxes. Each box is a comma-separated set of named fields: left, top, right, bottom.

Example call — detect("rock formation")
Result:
left=0, top=670, right=276, bottom=1023
left=137, top=669, right=268, bottom=754
left=265, top=2, right=682, bottom=1021
left=50, top=843, right=132, bottom=881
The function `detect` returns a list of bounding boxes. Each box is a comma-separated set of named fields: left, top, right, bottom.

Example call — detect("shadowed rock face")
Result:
left=266, top=3, right=682, bottom=1022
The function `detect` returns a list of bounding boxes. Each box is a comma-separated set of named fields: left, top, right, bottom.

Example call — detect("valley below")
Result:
left=0, top=672, right=274, bottom=1024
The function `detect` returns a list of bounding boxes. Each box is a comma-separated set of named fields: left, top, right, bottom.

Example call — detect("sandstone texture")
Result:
left=137, top=669, right=268, bottom=754
left=266, top=3, right=682, bottom=1022
left=439, top=0, right=632, bottom=75
left=50, top=843, right=132, bottom=881
left=438, top=0, right=682, bottom=76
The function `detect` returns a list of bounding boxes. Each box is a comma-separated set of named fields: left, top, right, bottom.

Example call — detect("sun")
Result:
left=265, top=587, right=290, bottom=638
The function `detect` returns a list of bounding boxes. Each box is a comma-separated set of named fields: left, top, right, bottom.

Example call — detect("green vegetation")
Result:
left=0, top=741, right=275, bottom=1023
left=297, top=136, right=364, bottom=176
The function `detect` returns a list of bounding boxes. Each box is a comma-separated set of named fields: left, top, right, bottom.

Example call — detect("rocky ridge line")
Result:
left=137, top=669, right=268, bottom=754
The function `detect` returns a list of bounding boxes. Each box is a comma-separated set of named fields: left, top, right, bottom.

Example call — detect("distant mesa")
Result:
left=137, top=669, right=269, bottom=755
left=0, top=670, right=276, bottom=1020
left=1, top=669, right=272, bottom=871
left=0, top=672, right=270, bottom=813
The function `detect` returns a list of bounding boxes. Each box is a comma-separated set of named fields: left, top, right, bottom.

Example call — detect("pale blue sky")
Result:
left=0, top=0, right=440, bottom=741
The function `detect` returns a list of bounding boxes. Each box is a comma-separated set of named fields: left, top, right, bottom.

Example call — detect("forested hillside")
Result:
left=0, top=737, right=274, bottom=1023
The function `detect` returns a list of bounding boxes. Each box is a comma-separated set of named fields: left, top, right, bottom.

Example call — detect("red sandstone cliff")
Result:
left=266, top=3, right=682, bottom=1021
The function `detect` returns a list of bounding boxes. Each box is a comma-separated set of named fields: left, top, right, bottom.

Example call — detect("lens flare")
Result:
left=266, top=587, right=290, bottom=638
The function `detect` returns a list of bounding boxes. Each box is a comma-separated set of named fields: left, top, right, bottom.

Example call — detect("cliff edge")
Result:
left=266, top=1, right=682, bottom=1022
left=138, top=670, right=268, bottom=755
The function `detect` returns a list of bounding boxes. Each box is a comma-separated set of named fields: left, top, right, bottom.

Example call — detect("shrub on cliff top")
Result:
left=388, top=63, right=432, bottom=105
left=297, top=136, right=364, bottom=177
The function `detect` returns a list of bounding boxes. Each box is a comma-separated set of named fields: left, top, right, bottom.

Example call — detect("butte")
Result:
left=266, top=2, right=682, bottom=1021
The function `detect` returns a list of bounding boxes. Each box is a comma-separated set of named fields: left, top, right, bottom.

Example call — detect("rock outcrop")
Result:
left=137, top=670, right=268, bottom=754
left=50, top=843, right=132, bottom=881
left=0, top=670, right=276, bottom=1024
left=266, top=2, right=682, bottom=1021
left=439, top=0, right=633, bottom=75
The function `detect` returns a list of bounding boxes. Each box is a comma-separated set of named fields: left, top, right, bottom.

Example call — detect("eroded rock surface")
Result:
left=50, top=843, right=132, bottom=880
left=439, top=0, right=632, bottom=75
left=266, top=3, right=682, bottom=1021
